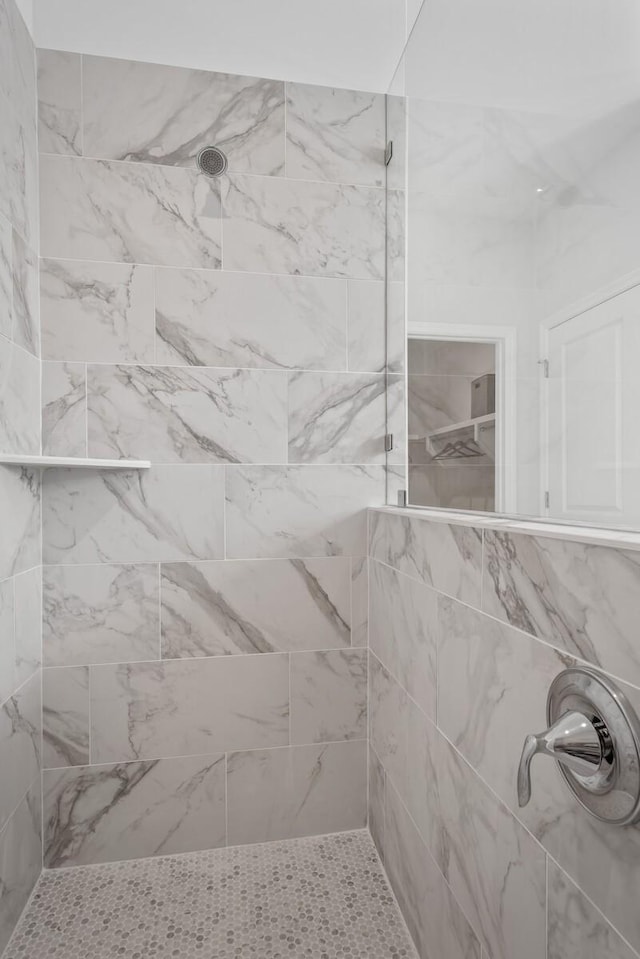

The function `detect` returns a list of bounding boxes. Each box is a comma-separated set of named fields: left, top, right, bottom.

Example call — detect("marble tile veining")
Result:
left=0, top=782, right=41, bottom=956
left=222, top=174, right=385, bottom=279
left=41, top=361, right=87, bottom=457
left=0, top=672, right=41, bottom=833
left=288, top=371, right=386, bottom=464
left=83, top=56, right=285, bottom=175
left=0, top=466, right=40, bottom=580
left=90, top=654, right=289, bottom=762
left=41, top=258, right=155, bottom=363
left=37, top=49, right=82, bottom=156
left=40, top=155, right=222, bottom=268
left=384, top=779, right=481, bottom=959
left=87, top=364, right=287, bottom=464
left=161, top=557, right=350, bottom=658
left=13, top=566, right=41, bottom=687
left=43, top=754, right=226, bottom=867
left=483, top=530, right=640, bottom=687
left=11, top=229, right=38, bottom=357
left=548, top=861, right=638, bottom=959
left=43, top=563, right=160, bottom=667
left=369, top=559, right=437, bottom=719
left=0, top=337, right=40, bottom=455
left=42, top=666, right=90, bottom=768
left=226, top=741, right=367, bottom=844
left=155, top=267, right=347, bottom=370
left=286, top=83, right=385, bottom=186
left=369, top=509, right=483, bottom=606
left=290, top=648, right=367, bottom=744
left=6, top=831, right=417, bottom=958
left=42, top=466, right=224, bottom=564
left=226, top=465, right=384, bottom=559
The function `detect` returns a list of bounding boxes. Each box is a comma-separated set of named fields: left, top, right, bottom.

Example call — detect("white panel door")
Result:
left=547, top=284, right=640, bottom=526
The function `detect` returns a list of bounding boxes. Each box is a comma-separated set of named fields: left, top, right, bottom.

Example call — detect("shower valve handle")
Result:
left=517, top=710, right=605, bottom=807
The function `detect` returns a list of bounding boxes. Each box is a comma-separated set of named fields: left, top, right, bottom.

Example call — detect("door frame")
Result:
left=407, top=321, right=517, bottom=513
left=540, top=266, right=640, bottom=520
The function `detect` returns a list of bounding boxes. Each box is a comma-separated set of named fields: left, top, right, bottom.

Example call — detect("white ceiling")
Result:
left=34, top=0, right=422, bottom=92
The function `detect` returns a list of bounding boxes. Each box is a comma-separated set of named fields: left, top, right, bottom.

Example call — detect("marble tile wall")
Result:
left=38, top=51, right=387, bottom=868
left=368, top=506, right=640, bottom=959
left=0, top=0, right=42, bottom=951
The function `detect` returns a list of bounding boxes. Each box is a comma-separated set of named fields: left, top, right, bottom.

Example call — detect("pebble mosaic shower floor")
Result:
left=4, top=830, right=417, bottom=959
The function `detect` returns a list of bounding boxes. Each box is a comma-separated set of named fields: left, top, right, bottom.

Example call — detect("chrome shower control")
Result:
left=517, top=667, right=640, bottom=826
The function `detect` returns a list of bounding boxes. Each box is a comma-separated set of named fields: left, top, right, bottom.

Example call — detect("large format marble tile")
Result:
left=11, top=230, right=38, bottom=357
left=350, top=555, right=368, bottom=647
left=0, top=213, right=11, bottom=340
left=425, top=716, right=546, bottom=959
left=288, top=371, right=386, bottom=464
left=483, top=530, right=640, bottom=687
left=225, top=465, right=385, bottom=558
left=42, top=465, right=224, bottom=564
left=37, top=49, right=82, bottom=156
left=437, top=595, right=570, bottom=814
left=83, top=56, right=285, bottom=175
left=384, top=780, right=481, bottom=959
left=41, top=361, right=86, bottom=456
left=155, top=267, right=346, bottom=370
left=91, top=654, right=289, bottom=762
left=0, top=4, right=37, bottom=248
left=226, top=740, right=366, bottom=844
left=368, top=510, right=483, bottom=606
left=0, top=578, right=14, bottom=706
left=43, top=563, right=160, bottom=666
left=0, top=466, right=40, bottom=580
left=290, top=648, right=367, bottom=744
left=369, top=559, right=437, bottom=719
left=41, top=259, right=154, bottom=363
left=547, top=861, right=638, bottom=959
left=43, top=753, right=226, bottom=867
left=285, top=83, right=384, bottom=186
left=346, top=279, right=385, bottom=373
left=13, top=567, right=41, bottom=687
left=161, top=557, right=350, bottom=658
left=437, top=593, right=640, bottom=957
left=40, top=155, right=222, bottom=268
left=0, top=782, right=41, bottom=955
left=0, top=672, right=40, bottom=833
left=368, top=744, right=385, bottom=861
left=0, top=338, right=40, bottom=455
left=222, top=174, right=385, bottom=279
left=42, top=666, right=90, bottom=768
left=369, top=653, right=409, bottom=794
left=87, top=364, right=287, bottom=464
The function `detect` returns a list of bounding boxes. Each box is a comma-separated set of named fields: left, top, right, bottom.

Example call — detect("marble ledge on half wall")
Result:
left=372, top=505, right=640, bottom=551
left=0, top=454, right=151, bottom=469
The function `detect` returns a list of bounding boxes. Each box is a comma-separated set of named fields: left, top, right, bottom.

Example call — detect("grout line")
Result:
left=38, top=151, right=386, bottom=192
left=39, top=254, right=385, bottom=286
left=42, top=739, right=368, bottom=774
left=368, top=552, right=640, bottom=695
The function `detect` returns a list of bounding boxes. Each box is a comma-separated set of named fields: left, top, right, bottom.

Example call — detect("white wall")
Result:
left=34, top=0, right=408, bottom=92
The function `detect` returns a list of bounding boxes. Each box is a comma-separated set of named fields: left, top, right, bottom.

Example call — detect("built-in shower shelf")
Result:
left=0, top=454, right=151, bottom=470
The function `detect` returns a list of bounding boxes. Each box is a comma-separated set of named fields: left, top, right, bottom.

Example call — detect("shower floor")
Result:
left=4, top=830, right=417, bottom=959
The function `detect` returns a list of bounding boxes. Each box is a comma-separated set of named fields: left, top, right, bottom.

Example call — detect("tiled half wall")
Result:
left=368, top=507, right=640, bottom=959
left=37, top=51, right=388, bottom=867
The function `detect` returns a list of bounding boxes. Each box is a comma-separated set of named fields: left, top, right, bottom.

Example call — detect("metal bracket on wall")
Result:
left=385, top=433, right=394, bottom=453
left=385, top=140, right=393, bottom=166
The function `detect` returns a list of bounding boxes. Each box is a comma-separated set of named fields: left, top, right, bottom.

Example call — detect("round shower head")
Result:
left=196, top=146, right=228, bottom=178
